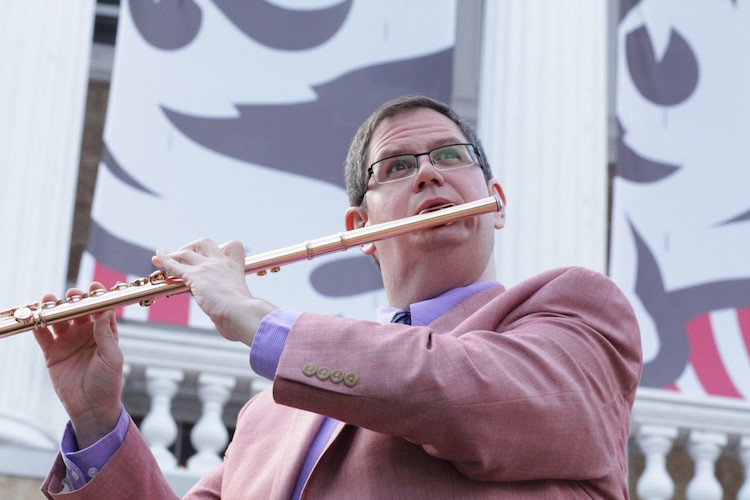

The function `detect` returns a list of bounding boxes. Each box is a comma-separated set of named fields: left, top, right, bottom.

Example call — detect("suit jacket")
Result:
left=43, top=267, right=642, bottom=499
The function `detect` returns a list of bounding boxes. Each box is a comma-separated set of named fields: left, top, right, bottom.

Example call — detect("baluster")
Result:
left=686, top=430, right=726, bottom=500
left=139, top=367, right=184, bottom=471
left=187, top=373, right=236, bottom=474
left=121, top=363, right=131, bottom=397
left=738, top=435, right=750, bottom=500
left=636, top=425, right=678, bottom=500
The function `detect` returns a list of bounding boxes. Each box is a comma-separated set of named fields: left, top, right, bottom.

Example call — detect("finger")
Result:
left=65, top=287, right=90, bottom=326
left=191, top=238, right=223, bottom=257
left=154, top=248, right=190, bottom=278
left=89, top=281, right=115, bottom=323
left=92, top=310, right=121, bottom=356
left=37, top=292, right=71, bottom=337
left=221, top=240, right=246, bottom=264
left=32, top=325, right=54, bottom=351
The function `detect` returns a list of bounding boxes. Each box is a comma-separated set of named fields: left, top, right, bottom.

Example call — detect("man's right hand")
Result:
left=33, top=282, right=124, bottom=449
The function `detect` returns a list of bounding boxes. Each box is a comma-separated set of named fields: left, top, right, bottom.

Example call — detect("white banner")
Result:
left=611, top=0, right=750, bottom=399
left=80, top=0, right=456, bottom=328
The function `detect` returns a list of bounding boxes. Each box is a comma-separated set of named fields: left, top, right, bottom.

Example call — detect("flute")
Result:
left=0, top=194, right=501, bottom=339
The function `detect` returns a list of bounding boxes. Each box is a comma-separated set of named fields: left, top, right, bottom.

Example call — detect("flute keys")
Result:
left=257, top=267, right=281, bottom=277
left=12, top=307, right=33, bottom=324
left=149, top=270, right=167, bottom=284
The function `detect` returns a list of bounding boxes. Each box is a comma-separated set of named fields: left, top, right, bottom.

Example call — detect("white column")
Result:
left=477, top=0, right=609, bottom=286
left=738, top=436, right=750, bottom=500
left=140, top=367, right=184, bottom=471
left=187, top=373, right=236, bottom=474
left=686, top=431, right=726, bottom=500
left=0, top=1, right=95, bottom=447
left=636, top=425, right=677, bottom=500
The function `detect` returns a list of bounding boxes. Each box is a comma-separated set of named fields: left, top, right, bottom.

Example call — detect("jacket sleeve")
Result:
left=271, top=267, right=642, bottom=482
left=42, top=415, right=181, bottom=500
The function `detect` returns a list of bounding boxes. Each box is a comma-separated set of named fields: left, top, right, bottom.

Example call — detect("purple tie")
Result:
left=392, top=310, right=411, bottom=325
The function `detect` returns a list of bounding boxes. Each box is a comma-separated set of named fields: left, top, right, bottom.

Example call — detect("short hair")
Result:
left=344, top=95, right=493, bottom=207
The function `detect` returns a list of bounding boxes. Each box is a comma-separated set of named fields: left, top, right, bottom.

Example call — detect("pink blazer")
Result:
left=43, top=267, right=642, bottom=499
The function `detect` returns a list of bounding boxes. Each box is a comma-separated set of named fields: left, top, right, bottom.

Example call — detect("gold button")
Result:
left=302, top=363, right=317, bottom=377
left=316, top=367, right=330, bottom=381
left=343, top=372, right=359, bottom=388
left=330, top=369, right=344, bottom=384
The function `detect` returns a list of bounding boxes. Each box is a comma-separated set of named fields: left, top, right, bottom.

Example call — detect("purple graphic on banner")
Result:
left=160, top=50, right=452, bottom=189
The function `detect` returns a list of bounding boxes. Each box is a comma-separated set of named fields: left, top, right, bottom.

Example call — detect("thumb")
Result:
left=92, top=310, right=123, bottom=363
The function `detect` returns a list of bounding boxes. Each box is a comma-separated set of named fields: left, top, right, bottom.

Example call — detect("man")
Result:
left=36, top=95, right=642, bottom=498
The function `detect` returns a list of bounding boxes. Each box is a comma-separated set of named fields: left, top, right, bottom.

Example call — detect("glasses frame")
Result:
left=366, top=143, right=479, bottom=186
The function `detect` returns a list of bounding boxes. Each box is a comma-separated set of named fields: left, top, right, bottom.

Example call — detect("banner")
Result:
left=611, top=0, right=750, bottom=399
left=81, top=0, right=456, bottom=329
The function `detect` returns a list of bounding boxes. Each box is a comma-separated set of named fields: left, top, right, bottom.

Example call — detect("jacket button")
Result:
left=330, top=369, right=344, bottom=384
left=316, top=367, right=330, bottom=380
left=343, top=372, right=359, bottom=388
left=302, top=363, right=317, bottom=377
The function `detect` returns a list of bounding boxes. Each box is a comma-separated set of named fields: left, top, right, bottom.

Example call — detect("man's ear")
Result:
left=488, top=179, right=506, bottom=230
left=345, top=206, right=376, bottom=255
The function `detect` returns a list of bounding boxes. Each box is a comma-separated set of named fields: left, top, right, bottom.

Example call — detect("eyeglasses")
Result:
left=366, top=143, right=478, bottom=185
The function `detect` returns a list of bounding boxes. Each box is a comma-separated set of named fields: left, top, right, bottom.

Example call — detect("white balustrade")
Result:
left=631, top=387, right=750, bottom=499
left=187, top=373, right=237, bottom=474
left=140, top=367, right=184, bottom=471
left=113, top=321, right=263, bottom=494
left=686, top=430, right=726, bottom=500
left=636, top=425, right=677, bottom=500
left=122, top=363, right=131, bottom=397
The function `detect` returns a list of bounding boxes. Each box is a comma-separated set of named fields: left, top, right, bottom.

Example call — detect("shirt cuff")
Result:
left=250, top=308, right=299, bottom=380
left=60, top=405, right=129, bottom=490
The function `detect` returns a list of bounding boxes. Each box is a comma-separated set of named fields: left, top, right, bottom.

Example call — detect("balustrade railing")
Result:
left=630, top=387, right=750, bottom=499
left=116, top=321, right=270, bottom=495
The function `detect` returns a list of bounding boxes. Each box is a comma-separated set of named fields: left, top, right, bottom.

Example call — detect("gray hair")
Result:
left=344, top=95, right=493, bottom=207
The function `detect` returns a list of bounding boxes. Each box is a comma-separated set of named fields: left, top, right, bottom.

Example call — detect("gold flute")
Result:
left=0, top=194, right=501, bottom=339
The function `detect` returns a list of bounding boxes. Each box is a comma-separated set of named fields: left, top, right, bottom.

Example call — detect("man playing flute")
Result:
left=35, top=95, right=642, bottom=499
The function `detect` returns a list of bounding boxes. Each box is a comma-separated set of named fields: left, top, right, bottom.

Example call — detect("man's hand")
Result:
left=32, top=283, right=123, bottom=449
left=153, top=239, right=277, bottom=347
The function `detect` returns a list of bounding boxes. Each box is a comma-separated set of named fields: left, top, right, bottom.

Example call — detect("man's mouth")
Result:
left=418, top=203, right=456, bottom=226
left=418, top=203, right=456, bottom=215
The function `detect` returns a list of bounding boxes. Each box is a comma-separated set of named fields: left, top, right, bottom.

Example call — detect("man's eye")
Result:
left=434, top=147, right=462, bottom=162
left=386, top=159, right=415, bottom=176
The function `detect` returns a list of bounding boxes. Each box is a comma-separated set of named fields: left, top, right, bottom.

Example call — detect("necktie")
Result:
left=392, top=310, right=411, bottom=325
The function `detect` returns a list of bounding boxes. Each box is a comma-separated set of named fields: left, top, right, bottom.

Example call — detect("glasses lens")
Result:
left=431, top=144, right=475, bottom=170
left=375, top=156, right=418, bottom=183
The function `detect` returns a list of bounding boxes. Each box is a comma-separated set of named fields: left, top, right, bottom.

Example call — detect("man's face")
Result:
left=349, top=107, right=503, bottom=293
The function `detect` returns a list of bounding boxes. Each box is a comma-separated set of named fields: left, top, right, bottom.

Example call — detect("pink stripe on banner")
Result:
left=147, top=292, right=191, bottom=326
left=685, top=313, right=742, bottom=398
left=737, top=308, right=750, bottom=360
left=93, top=262, right=128, bottom=320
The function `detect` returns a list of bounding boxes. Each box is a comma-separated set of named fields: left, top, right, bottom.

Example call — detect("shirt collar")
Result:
left=376, top=281, right=499, bottom=326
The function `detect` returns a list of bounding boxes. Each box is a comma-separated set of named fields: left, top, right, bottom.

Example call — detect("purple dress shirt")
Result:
left=61, top=281, right=498, bottom=496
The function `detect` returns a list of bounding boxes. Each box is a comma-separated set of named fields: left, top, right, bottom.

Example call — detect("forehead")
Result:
left=368, top=108, right=467, bottom=161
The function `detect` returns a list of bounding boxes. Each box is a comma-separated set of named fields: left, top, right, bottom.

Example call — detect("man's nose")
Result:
left=412, top=156, right=444, bottom=190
